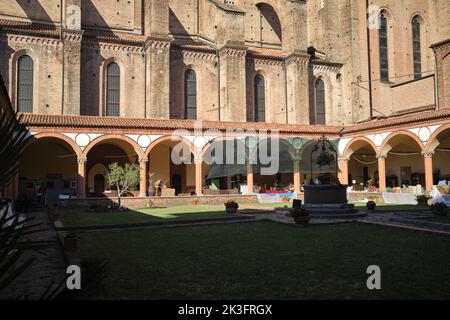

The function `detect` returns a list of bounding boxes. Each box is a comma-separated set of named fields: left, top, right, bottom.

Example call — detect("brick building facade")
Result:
left=0, top=0, right=449, bottom=203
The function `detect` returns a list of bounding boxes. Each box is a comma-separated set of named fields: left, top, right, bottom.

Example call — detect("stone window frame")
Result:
left=10, top=49, right=39, bottom=113
left=100, top=57, right=126, bottom=117
left=253, top=72, right=267, bottom=123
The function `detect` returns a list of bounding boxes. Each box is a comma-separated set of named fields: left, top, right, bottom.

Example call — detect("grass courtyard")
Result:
left=75, top=222, right=450, bottom=300
left=59, top=205, right=233, bottom=226
left=59, top=202, right=431, bottom=227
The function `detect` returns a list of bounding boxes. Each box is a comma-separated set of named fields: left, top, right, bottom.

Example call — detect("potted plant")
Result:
left=416, top=194, right=431, bottom=206
left=290, top=207, right=310, bottom=226
left=190, top=198, right=200, bottom=206
left=366, top=201, right=376, bottom=211
left=146, top=199, right=154, bottom=208
left=282, top=196, right=291, bottom=203
left=431, top=202, right=448, bottom=217
left=224, top=200, right=239, bottom=213
left=64, top=233, right=78, bottom=252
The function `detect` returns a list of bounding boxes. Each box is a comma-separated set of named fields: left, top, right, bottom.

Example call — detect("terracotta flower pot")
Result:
left=64, top=235, right=78, bottom=252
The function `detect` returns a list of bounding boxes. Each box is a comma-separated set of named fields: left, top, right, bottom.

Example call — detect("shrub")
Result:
left=282, top=196, right=291, bottom=203
left=224, top=200, right=239, bottom=208
left=416, top=195, right=431, bottom=206
left=190, top=198, right=200, bottom=205
left=431, top=203, right=448, bottom=217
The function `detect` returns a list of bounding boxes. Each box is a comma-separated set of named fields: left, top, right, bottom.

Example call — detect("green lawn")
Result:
left=59, top=204, right=273, bottom=227
left=75, top=222, right=450, bottom=299
left=418, top=215, right=450, bottom=224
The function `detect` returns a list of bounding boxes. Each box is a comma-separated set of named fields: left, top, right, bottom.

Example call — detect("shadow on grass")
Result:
left=59, top=203, right=275, bottom=228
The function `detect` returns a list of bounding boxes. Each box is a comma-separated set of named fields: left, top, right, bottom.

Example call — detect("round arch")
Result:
left=82, top=134, right=144, bottom=159
left=342, top=136, right=379, bottom=159
left=380, top=130, right=425, bottom=156
left=425, top=123, right=450, bottom=152
left=145, top=135, right=198, bottom=159
left=26, top=132, right=82, bottom=157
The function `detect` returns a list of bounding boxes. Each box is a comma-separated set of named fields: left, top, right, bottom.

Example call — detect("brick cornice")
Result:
left=144, top=36, right=172, bottom=50
left=219, top=45, right=247, bottom=58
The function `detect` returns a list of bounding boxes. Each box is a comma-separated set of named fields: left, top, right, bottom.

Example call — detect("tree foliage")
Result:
left=106, top=162, right=140, bottom=207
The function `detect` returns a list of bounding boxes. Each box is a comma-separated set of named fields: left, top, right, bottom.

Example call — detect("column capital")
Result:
left=421, top=151, right=435, bottom=158
left=338, top=157, right=350, bottom=163
left=376, top=155, right=387, bottom=160
left=139, top=157, right=149, bottom=164
left=194, top=156, right=204, bottom=165
left=77, top=156, right=87, bottom=164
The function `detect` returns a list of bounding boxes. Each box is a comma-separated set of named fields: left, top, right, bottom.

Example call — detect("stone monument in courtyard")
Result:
left=303, top=136, right=357, bottom=214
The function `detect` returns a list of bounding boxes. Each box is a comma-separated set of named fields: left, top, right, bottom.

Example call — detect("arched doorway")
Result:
left=428, top=126, right=450, bottom=186
left=84, top=137, right=141, bottom=197
left=19, top=136, right=79, bottom=206
left=343, top=138, right=379, bottom=190
left=381, top=133, right=424, bottom=190
left=94, top=174, right=105, bottom=195
left=146, top=137, right=198, bottom=196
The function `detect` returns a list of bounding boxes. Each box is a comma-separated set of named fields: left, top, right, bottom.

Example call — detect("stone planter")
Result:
left=64, top=235, right=78, bottom=252
left=294, top=216, right=310, bottom=226
left=366, top=201, right=376, bottom=211
left=225, top=206, right=238, bottom=214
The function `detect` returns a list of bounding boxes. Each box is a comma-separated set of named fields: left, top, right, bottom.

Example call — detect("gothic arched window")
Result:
left=412, top=16, right=422, bottom=79
left=254, top=74, right=265, bottom=122
left=315, top=79, right=326, bottom=125
left=185, top=69, right=197, bottom=120
left=17, top=55, right=34, bottom=113
left=106, top=62, right=120, bottom=117
left=379, top=13, right=389, bottom=81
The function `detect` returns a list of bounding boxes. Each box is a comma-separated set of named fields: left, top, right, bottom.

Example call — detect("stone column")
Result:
left=219, top=46, right=248, bottom=122
left=77, top=156, right=87, bottom=197
left=246, top=164, right=254, bottom=195
left=139, top=157, right=148, bottom=197
left=145, top=37, right=172, bottom=119
left=338, top=157, right=349, bottom=185
left=195, top=157, right=203, bottom=196
left=423, top=151, right=434, bottom=193
left=293, top=159, right=301, bottom=194
left=377, top=155, right=387, bottom=192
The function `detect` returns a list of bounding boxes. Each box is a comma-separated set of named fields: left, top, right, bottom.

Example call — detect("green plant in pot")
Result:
left=416, top=194, right=431, bottom=206
left=290, top=207, right=310, bottom=226
left=431, top=202, right=448, bottom=217
left=366, top=201, right=376, bottom=211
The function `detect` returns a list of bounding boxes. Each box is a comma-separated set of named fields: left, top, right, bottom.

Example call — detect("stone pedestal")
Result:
left=303, top=184, right=357, bottom=214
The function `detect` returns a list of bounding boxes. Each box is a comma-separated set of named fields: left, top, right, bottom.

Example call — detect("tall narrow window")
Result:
left=184, top=69, right=197, bottom=120
left=106, top=62, right=120, bottom=117
left=17, top=55, right=34, bottom=113
left=254, top=74, right=265, bottom=122
left=379, top=13, right=389, bottom=81
left=412, top=16, right=422, bottom=79
left=315, top=79, right=326, bottom=125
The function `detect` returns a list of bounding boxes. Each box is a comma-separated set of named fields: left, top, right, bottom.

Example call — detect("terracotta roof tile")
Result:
left=18, top=108, right=450, bottom=137
left=18, top=113, right=342, bottom=135
left=342, top=108, right=450, bottom=134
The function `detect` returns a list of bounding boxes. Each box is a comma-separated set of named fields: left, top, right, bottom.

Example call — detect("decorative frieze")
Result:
left=219, top=46, right=247, bottom=58
left=144, top=37, right=172, bottom=50
left=6, top=34, right=61, bottom=46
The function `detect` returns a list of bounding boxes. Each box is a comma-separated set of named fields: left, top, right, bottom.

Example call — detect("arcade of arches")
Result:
left=5, top=125, right=450, bottom=205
